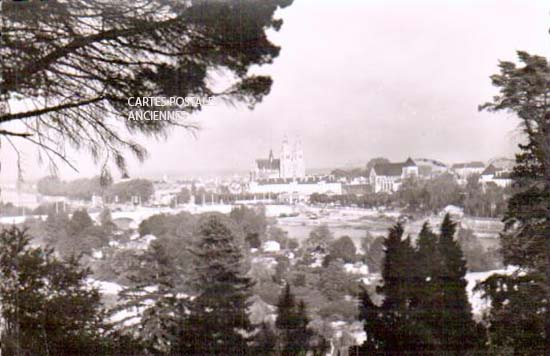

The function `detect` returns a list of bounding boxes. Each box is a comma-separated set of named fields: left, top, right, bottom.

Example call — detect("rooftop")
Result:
left=481, top=164, right=497, bottom=176
left=256, top=159, right=280, bottom=171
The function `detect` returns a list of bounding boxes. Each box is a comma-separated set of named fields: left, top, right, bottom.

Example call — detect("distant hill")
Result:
left=413, top=158, right=449, bottom=168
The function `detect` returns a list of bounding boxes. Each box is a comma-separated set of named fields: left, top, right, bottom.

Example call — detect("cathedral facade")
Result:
left=253, top=136, right=305, bottom=180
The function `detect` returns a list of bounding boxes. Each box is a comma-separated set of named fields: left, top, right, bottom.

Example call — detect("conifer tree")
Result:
left=251, top=322, right=278, bottom=356
left=411, top=222, right=443, bottom=352
left=69, top=209, right=94, bottom=235
left=437, top=214, right=483, bottom=354
left=477, top=168, right=548, bottom=354
left=377, top=223, right=414, bottom=311
left=276, top=283, right=298, bottom=355
left=276, top=283, right=296, bottom=334
left=275, top=283, right=314, bottom=355
left=0, top=227, right=111, bottom=355
left=479, top=50, right=550, bottom=354
left=354, top=227, right=429, bottom=355
left=116, top=241, right=182, bottom=354
left=352, top=288, right=387, bottom=353
left=293, top=300, right=314, bottom=354
left=354, top=220, right=481, bottom=355
left=378, top=224, right=430, bottom=353
left=177, top=215, right=253, bottom=355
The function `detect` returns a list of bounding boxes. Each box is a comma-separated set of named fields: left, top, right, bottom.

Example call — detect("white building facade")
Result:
left=369, top=158, right=419, bottom=193
left=279, top=136, right=305, bottom=179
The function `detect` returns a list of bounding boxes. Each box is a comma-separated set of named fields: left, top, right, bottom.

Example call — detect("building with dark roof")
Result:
left=254, top=150, right=281, bottom=179
left=480, top=164, right=513, bottom=188
left=451, top=161, right=485, bottom=179
left=481, top=164, right=498, bottom=176
left=369, top=158, right=419, bottom=193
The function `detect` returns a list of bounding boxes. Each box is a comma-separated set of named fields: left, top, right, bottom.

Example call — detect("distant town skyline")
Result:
left=1, top=0, right=548, bottom=182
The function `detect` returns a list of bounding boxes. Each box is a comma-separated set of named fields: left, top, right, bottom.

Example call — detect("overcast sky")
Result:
left=2, top=0, right=549, bottom=182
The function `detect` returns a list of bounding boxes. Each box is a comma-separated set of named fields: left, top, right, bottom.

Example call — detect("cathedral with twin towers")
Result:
left=253, top=136, right=305, bottom=180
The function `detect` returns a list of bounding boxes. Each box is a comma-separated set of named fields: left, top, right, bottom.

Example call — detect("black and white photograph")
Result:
left=1, top=0, right=549, bottom=355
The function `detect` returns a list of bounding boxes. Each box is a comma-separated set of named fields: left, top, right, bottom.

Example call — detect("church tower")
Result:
left=293, top=138, right=305, bottom=178
left=280, top=135, right=291, bottom=178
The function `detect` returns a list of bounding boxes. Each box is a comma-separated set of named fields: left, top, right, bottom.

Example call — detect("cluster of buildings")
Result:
left=247, top=136, right=514, bottom=199
left=479, top=164, right=513, bottom=188
left=369, top=158, right=418, bottom=193
left=1, top=136, right=515, bottom=217
left=368, top=159, right=513, bottom=194
left=249, top=137, right=343, bottom=202
left=252, top=136, right=306, bottom=180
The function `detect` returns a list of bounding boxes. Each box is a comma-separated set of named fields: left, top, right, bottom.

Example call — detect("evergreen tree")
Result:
left=479, top=50, right=550, bottom=354
left=69, top=209, right=94, bottom=235
left=276, top=283, right=298, bottom=355
left=411, top=222, right=443, bottom=352
left=355, top=220, right=482, bottom=355
left=477, top=273, right=544, bottom=355
left=276, top=283, right=296, bottom=335
left=116, top=241, right=183, bottom=354
left=437, top=214, right=483, bottom=354
left=352, top=288, right=383, bottom=354
left=415, top=222, right=441, bottom=304
left=377, top=223, right=414, bottom=311
left=0, top=227, right=111, bottom=355
left=353, top=224, right=426, bottom=354
left=177, top=215, right=253, bottom=355
left=293, top=300, right=314, bottom=354
left=275, top=283, right=314, bottom=355
left=251, top=322, right=278, bottom=356
left=377, top=224, right=430, bottom=354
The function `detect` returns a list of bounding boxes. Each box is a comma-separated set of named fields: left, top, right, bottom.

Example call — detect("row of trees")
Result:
left=311, top=172, right=510, bottom=218
left=0, top=215, right=325, bottom=355
left=397, top=173, right=510, bottom=217
left=30, top=208, right=114, bottom=259
left=37, top=176, right=154, bottom=203
left=353, top=215, right=485, bottom=354
left=37, top=176, right=111, bottom=200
